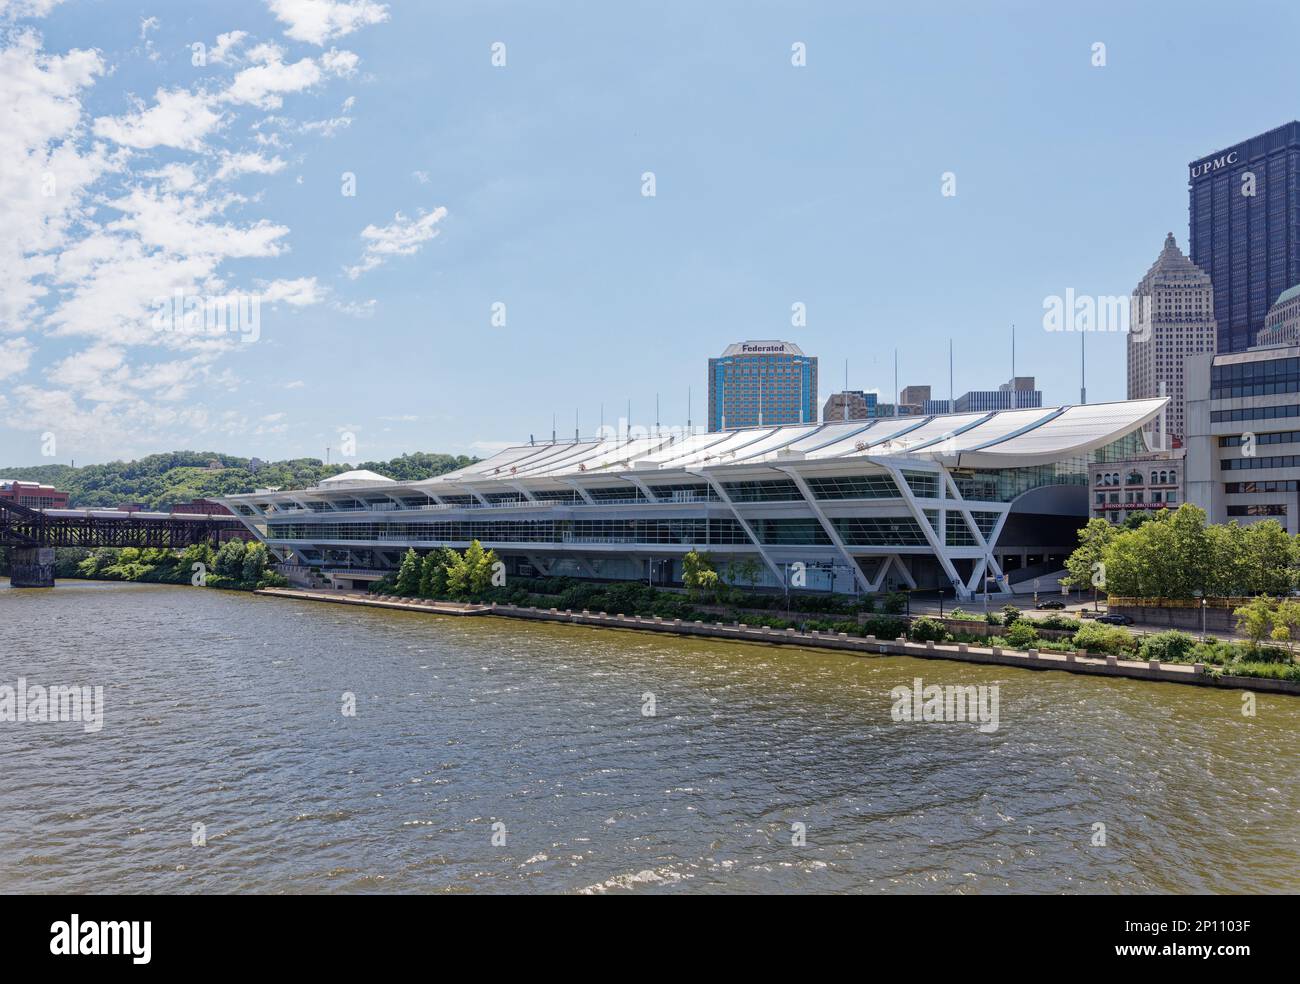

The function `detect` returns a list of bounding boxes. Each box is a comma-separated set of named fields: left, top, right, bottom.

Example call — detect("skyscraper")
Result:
left=1188, top=122, right=1300, bottom=353
left=1127, top=233, right=1217, bottom=447
left=952, top=378, right=1042, bottom=412
left=708, top=341, right=817, bottom=431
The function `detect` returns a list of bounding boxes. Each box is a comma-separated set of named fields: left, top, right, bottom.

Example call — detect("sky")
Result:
left=1, top=0, right=1298, bottom=467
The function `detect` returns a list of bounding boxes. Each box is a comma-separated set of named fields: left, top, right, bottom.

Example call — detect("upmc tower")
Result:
left=1188, top=121, right=1300, bottom=353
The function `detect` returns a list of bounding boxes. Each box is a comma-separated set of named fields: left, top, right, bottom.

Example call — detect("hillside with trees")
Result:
left=0, top=450, right=477, bottom=509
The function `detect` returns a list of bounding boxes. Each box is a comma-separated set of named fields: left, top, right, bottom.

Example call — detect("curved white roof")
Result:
left=413, top=399, right=1166, bottom=488
left=318, top=469, right=395, bottom=487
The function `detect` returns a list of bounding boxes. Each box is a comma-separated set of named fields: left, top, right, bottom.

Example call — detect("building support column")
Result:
left=686, top=469, right=786, bottom=588
left=8, top=546, right=55, bottom=587
left=773, top=465, right=874, bottom=595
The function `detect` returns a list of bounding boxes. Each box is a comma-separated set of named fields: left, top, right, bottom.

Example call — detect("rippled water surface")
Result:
left=1, top=579, right=1298, bottom=894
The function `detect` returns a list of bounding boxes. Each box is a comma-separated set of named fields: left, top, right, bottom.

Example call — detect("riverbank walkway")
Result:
left=252, top=588, right=1300, bottom=696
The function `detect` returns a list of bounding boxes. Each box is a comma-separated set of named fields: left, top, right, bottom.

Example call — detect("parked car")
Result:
left=1036, top=600, right=1066, bottom=610
left=1078, top=609, right=1100, bottom=619
left=1095, top=613, right=1132, bottom=625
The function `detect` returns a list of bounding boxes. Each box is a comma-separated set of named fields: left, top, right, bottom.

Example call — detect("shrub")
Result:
left=1001, top=604, right=1022, bottom=626
left=1186, top=639, right=1233, bottom=665
left=1037, top=613, right=1082, bottom=632
left=1004, top=621, right=1039, bottom=649
left=1072, top=621, right=1137, bottom=655
left=1137, top=630, right=1197, bottom=664
left=880, top=592, right=907, bottom=615
left=909, top=616, right=950, bottom=643
left=947, top=608, right=984, bottom=622
left=1226, top=661, right=1300, bottom=681
left=862, top=615, right=909, bottom=639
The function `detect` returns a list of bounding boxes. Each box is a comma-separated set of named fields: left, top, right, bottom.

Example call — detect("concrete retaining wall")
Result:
left=253, top=589, right=1300, bottom=696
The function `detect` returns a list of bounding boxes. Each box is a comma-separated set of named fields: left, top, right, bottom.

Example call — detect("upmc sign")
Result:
left=1189, top=150, right=1240, bottom=181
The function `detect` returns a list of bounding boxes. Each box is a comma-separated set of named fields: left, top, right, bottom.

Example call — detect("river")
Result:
left=1, top=579, right=1297, bottom=894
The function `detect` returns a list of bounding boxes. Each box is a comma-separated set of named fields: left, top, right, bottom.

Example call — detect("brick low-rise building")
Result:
left=0, top=480, right=70, bottom=510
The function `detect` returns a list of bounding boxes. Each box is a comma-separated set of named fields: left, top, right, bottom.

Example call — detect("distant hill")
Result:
left=0, top=450, right=477, bottom=510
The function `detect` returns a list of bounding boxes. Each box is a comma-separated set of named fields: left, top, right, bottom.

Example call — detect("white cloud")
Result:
left=321, top=47, right=359, bottom=77
left=267, top=0, right=389, bottom=46
left=93, top=87, right=223, bottom=151
left=0, top=0, right=66, bottom=18
left=285, top=379, right=305, bottom=389
left=145, top=161, right=200, bottom=192
left=0, top=337, right=35, bottom=379
left=223, top=53, right=321, bottom=110
left=208, top=30, right=248, bottom=64
left=333, top=297, right=375, bottom=317
left=346, top=207, right=447, bottom=278
left=260, top=276, right=322, bottom=306
left=215, top=150, right=286, bottom=181
left=0, top=31, right=108, bottom=329
left=0, top=23, right=372, bottom=458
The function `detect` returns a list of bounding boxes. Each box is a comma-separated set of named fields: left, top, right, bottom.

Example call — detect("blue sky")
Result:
left=2, top=0, right=1298, bottom=466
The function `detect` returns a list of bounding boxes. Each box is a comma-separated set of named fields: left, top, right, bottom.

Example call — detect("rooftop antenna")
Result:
left=949, top=338, right=954, bottom=414
left=551, top=413, right=556, bottom=443
left=626, top=398, right=631, bottom=443
left=1080, top=330, right=1087, bottom=405
left=575, top=407, right=579, bottom=442
left=655, top=392, right=660, bottom=436
left=687, top=385, right=692, bottom=432
left=893, top=348, right=899, bottom=417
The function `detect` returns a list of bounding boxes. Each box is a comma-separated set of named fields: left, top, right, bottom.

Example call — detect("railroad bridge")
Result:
left=0, top=499, right=247, bottom=587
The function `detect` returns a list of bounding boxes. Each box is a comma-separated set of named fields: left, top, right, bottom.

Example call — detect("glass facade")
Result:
left=721, top=479, right=802, bottom=502
left=707, top=342, right=818, bottom=431
left=267, top=518, right=753, bottom=545
left=805, top=473, right=900, bottom=499
left=1210, top=355, right=1300, bottom=399
left=1189, top=122, right=1300, bottom=353
left=833, top=516, right=929, bottom=546
left=1211, top=403, right=1300, bottom=424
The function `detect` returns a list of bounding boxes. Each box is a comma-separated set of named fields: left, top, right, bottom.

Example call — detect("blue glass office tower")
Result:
left=708, top=341, right=817, bottom=431
left=1189, top=122, right=1300, bottom=353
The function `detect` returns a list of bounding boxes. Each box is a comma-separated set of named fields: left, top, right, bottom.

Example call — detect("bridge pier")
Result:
left=9, top=547, right=55, bottom=587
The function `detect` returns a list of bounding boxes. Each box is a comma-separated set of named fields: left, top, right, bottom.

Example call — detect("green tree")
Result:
left=240, top=542, right=268, bottom=584
left=213, top=539, right=246, bottom=578
left=738, top=556, right=762, bottom=589
left=1062, top=518, right=1116, bottom=601
left=682, top=549, right=720, bottom=602
left=1234, top=595, right=1276, bottom=651
left=1240, top=520, right=1296, bottom=596
left=418, top=551, right=440, bottom=597
left=444, top=549, right=470, bottom=599
left=394, top=548, right=422, bottom=596
left=1270, top=598, right=1300, bottom=655
left=459, top=540, right=498, bottom=597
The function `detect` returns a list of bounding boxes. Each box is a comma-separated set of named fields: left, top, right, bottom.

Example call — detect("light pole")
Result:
left=1201, top=597, right=1208, bottom=638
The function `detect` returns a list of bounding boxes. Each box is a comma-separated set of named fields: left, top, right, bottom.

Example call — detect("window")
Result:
left=805, top=474, right=899, bottom=499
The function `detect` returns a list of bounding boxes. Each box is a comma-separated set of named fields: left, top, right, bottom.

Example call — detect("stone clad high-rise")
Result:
left=1127, top=233, right=1218, bottom=447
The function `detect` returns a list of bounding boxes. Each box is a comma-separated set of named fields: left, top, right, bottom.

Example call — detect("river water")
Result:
left=1, top=579, right=1297, bottom=894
